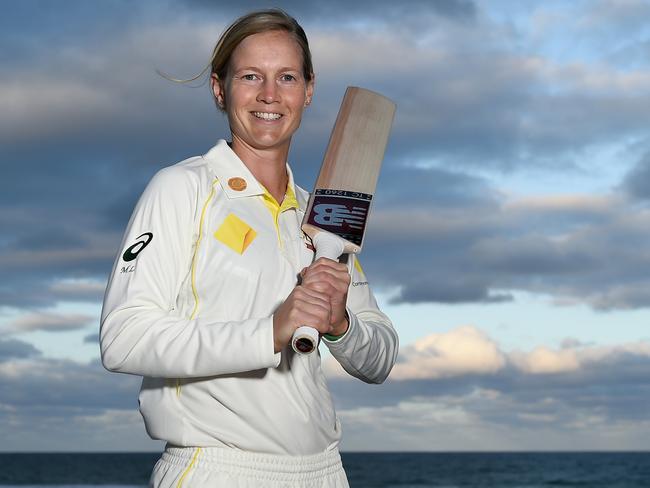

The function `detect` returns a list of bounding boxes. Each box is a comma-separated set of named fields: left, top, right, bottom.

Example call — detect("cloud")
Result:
left=4, top=312, right=95, bottom=334
left=510, top=346, right=580, bottom=374
left=0, top=80, right=116, bottom=144
left=577, top=0, right=650, bottom=35
left=529, top=0, right=650, bottom=64
left=1, top=0, right=650, bottom=318
left=361, top=181, right=650, bottom=310
left=335, top=390, right=650, bottom=451
left=390, top=326, right=506, bottom=380
left=0, top=338, right=41, bottom=361
left=621, top=151, right=650, bottom=200
left=325, top=326, right=650, bottom=450
left=1, top=405, right=163, bottom=452
left=84, top=333, right=100, bottom=344
left=0, top=357, right=138, bottom=410
left=181, top=0, right=477, bottom=24
left=325, top=326, right=650, bottom=412
left=49, top=279, right=107, bottom=303
left=336, top=325, right=650, bottom=383
left=0, top=325, right=649, bottom=450
left=2, top=0, right=650, bottom=453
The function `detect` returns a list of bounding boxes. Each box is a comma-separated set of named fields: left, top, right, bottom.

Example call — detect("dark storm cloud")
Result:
left=622, top=151, right=650, bottom=200
left=0, top=355, right=157, bottom=450
left=10, top=227, right=88, bottom=252
left=332, top=369, right=650, bottom=427
left=2, top=0, right=650, bottom=318
left=0, top=216, right=119, bottom=308
left=0, top=358, right=139, bottom=410
left=0, top=338, right=41, bottom=361
left=182, top=0, right=477, bottom=23
left=84, top=333, right=100, bottom=344
left=340, top=156, right=650, bottom=309
left=376, top=165, right=499, bottom=209
left=396, top=278, right=513, bottom=305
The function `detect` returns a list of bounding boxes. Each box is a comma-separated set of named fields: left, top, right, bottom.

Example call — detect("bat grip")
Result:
left=291, top=232, right=346, bottom=355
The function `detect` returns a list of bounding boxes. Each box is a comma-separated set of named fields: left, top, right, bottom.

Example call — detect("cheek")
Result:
left=225, top=85, right=250, bottom=110
left=286, top=92, right=308, bottom=115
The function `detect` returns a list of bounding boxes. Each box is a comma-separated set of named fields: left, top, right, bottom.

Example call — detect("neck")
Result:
left=230, top=136, right=290, bottom=203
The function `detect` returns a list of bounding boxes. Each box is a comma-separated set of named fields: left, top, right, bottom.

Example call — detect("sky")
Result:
left=1, top=0, right=650, bottom=452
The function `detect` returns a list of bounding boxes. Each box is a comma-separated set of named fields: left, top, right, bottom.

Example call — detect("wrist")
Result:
left=324, top=311, right=349, bottom=341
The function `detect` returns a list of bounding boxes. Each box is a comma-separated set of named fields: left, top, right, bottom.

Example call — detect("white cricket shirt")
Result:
left=100, top=140, right=398, bottom=455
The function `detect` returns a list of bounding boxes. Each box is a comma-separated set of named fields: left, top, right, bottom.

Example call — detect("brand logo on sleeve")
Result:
left=122, top=232, right=153, bottom=262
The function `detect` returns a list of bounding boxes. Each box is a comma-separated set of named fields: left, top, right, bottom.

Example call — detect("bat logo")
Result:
left=307, top=192, right=372, bottom=245
left=313, top=203, right=367, bottom=229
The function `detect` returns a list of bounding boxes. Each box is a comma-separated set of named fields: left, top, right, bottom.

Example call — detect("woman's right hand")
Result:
left=272, top=285, right=331, bottom=353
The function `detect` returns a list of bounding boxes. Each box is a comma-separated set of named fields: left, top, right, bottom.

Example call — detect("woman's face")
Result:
left=213, top=30, right=314, bottom=156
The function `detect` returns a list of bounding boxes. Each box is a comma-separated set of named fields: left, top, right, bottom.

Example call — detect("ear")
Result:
left=304, top=74, right=315, bottom=107
left=210, top=73, right=226, bottom=109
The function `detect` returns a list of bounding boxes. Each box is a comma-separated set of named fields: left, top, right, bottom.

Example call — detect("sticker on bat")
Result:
left=307, top=191, right=372, bottom=246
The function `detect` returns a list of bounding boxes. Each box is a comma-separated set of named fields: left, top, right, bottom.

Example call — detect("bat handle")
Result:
left=291, top=232, right=346, bottom=355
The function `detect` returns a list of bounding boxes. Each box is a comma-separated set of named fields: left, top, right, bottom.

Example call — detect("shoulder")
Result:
left=144, top=151, right=216, bottom=201
left=151, top=156, right=204, bottom=188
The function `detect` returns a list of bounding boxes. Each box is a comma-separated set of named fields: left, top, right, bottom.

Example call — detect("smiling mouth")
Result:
left=252, top=112, right=283, bottom=121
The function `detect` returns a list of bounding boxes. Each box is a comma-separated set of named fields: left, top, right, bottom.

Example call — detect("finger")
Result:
left=293, top=285, right=332, bottom=308
left=308, top=258, right=349, bottom=273
left=302, top=271, right=350, bottom=293
left=289, top=299, right=332, bottom=333
left=305, top=259, right=349, bottom=277
left=303, top=268, right=350, bottom=284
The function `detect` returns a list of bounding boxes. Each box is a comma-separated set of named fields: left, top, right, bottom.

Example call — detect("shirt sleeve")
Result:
left=322, top=255, right=399, bottom=384
left=100, top=165, right=280, bottom=378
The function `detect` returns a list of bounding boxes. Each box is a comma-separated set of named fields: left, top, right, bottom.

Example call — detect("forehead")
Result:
left=230, top=30, right=303, bottom=70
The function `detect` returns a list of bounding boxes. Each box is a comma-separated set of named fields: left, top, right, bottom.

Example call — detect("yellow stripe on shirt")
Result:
left=176, top=180, right=217, bottom=397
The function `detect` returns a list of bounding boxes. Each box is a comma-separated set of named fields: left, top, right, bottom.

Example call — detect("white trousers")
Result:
left=150, top=445, right=350, bottom=488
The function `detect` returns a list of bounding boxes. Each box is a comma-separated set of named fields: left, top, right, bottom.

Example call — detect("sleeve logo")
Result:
left=122, top=232, right=153, bottom=262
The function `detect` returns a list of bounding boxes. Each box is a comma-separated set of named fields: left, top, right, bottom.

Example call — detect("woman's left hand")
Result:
left=301, top=258, right=351, bottom=336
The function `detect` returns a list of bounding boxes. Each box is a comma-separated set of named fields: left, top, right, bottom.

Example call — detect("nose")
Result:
left=257, top=79, right=279, bottom=104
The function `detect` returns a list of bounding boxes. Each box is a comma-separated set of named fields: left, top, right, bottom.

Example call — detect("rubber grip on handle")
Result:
left=291, top=232, right=346, bottom=355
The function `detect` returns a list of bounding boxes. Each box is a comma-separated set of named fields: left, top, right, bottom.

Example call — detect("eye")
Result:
left=240, top=73, right=259, bottom=81
left=280, top=74, right=297, bottom=82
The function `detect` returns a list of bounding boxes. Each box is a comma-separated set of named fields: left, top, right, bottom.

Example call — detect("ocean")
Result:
left=0, top=452, right=648, bottom=487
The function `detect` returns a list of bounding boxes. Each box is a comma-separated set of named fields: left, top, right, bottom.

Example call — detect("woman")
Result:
left=100, top=9, right=398, bottom=487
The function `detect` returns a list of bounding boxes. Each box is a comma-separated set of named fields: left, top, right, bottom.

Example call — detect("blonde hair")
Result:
left=161, top=9, right=314, bottom=111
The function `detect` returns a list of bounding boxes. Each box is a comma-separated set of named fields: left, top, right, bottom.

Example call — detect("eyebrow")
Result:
left=233, top=66, right=302, bottom=73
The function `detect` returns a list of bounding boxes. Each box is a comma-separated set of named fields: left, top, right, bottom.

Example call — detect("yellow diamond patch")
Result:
left=214, top=213, right=257, bottom=254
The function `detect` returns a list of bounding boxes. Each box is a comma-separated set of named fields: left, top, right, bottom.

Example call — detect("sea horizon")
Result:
left=2, top=451, right=649, bottom=487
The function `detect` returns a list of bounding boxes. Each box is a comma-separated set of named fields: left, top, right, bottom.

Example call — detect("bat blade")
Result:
left=302, top=87, right=396, bottom=254
left=290, top=87, right=395, bottom=355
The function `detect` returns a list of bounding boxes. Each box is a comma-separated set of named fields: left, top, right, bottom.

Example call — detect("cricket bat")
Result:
left=291, top=86, right=396, bottom=355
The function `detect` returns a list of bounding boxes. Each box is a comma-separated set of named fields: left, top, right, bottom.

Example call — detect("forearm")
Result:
left=324, top=306, right=398, bottom=384
left=101, top=305, right=279, bottom=377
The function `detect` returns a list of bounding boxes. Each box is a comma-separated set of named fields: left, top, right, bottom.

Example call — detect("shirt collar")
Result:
left=203, top=140, right=300, bottom=207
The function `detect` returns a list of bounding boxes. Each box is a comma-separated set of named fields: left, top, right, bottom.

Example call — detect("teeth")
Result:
left=253, top=112, right=282, bottom=120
